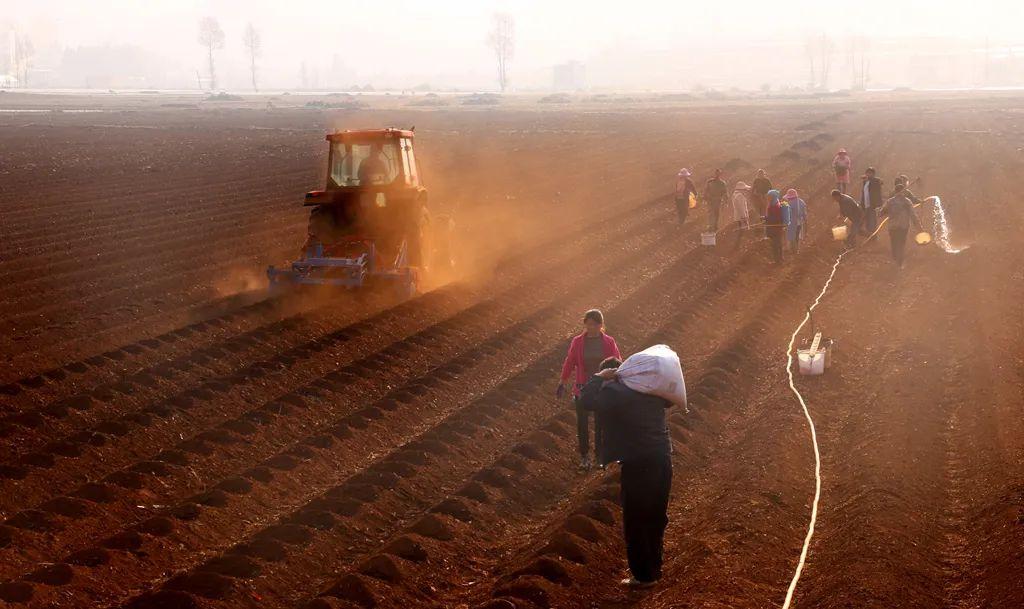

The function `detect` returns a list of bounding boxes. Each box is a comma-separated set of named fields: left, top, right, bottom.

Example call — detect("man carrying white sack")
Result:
left=579, top=344, right=686, bottom=589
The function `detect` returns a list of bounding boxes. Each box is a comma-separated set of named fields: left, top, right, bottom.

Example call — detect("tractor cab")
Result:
left=268, top=128, right=452, bottom=297
left=325, top=129, right=419, bottom=189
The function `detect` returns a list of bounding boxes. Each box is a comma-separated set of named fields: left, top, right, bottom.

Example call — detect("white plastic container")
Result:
left=797, top=349, right=826, bottom=375
left=831, top=225, right=848, bottom=241
left=701, top=232, right=717, bottom=246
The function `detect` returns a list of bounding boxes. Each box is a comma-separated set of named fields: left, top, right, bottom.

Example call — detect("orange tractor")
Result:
left=268, top=128, right=454, bottom=297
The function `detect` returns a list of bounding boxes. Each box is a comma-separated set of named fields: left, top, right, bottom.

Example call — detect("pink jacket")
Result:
left=559, top=332, right=621, bottom=395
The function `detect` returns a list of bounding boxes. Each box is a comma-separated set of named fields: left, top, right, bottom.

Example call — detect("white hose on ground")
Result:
left=780, top=249, right=846, bottom=609
left=780, top=192, right=963, bottom=607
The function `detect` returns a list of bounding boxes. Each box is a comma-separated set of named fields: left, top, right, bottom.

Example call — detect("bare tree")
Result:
left=804, top=33, right=835, bottom=90
left=818, top=33, right=835, bottom=90
left=243, top=23, right=262, bottom=92
left=13, top=34, right=34, bottom=88
left=198, top=17, right=225, bottom=91
left=804, top=37, right=817, bottom=89
left=487, top=13, right=515, bottom=92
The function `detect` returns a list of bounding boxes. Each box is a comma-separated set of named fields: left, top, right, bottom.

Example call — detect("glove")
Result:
left=555, top=384, right=566, bottom=399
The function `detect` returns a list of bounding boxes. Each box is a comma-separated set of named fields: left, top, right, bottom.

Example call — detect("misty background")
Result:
left=1, top=0, right=1022, bottom=92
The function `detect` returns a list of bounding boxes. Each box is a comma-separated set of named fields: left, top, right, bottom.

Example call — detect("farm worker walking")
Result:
left=731, top=181, right=752, bottom=229
left=764, top=189, right=790, bottom=264
left=674, top=168, right=698, bottom=226
left=784, top=188, right=807, bottom=253
left=557, top=309, right=622, bottom=470
left=831, top=189, right=864, bottom=248
left=832, top=148, right=852, bottom=194
left=893, top=174, right=922, bottom=204
left=579, top=348, right=682, bottom=588
left=879, top=183, right=924, bottom=269
left=703, top=169, right=728, bottom=232
left=751, top=169, right=773, bottom=236
left=860, top=166, right=884, bottom=237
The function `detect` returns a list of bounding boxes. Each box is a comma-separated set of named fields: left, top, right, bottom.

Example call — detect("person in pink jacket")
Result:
left=832, top=148, right=852, bottom=194
left=557, top=309, right=622, bottom=469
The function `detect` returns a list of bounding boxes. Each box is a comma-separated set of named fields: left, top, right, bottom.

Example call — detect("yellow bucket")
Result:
left=831, top=225, right=848, bottom=241
left=915, top=232, right=932, bottom=245
left=689, top=192, right=697, bottom=209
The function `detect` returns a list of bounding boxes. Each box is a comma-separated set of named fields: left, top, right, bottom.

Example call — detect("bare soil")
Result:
left=0, top=91, right=1021, bottom=609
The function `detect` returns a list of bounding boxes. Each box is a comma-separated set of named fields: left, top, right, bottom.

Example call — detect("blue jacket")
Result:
left=579, top=376, right=671, bottom=465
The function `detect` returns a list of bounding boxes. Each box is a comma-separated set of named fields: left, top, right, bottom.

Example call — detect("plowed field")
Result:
left=0, top=92, right=1021, bottom=609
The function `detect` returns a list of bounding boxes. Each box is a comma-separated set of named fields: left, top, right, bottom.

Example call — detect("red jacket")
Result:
left=559, top=332, right=622, bottom=395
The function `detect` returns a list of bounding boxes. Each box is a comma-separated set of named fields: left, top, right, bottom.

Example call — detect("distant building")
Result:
left=552, top=61, right=586, bottom=91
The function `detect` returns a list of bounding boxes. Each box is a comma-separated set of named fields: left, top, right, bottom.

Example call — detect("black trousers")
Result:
left=575, top=399, right=604, bottom=459
left=674, top=198, right=689, bottom=225
left=767, top=227, right=784, bottom=263
left=845, top=215, right=862, bottom=248
left=707, top=201, right=721, bottom=232
left=890, top=228, right=909, bottom=267
left=863, top=207, right=878, bottom=235
left=620, top=455, right=673, bottom=582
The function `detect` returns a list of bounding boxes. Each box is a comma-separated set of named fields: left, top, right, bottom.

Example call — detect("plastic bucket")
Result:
left=797, top=349, right=826, bottom=375
left=831, top=225, right=848, bottom=241
left=701, top=232, right=717, bottom=246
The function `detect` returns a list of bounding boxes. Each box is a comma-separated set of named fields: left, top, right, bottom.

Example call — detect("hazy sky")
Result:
left=2, top=0, right=1020, bottom=89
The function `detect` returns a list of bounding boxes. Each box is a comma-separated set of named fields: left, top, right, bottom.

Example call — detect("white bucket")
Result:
left=797, top=348, right=827, bottom=375
left=831, top=225, right=848, bottom=241
left=701, top=232, right=717, bottom=246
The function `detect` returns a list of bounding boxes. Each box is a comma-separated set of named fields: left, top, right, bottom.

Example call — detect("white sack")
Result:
left=616, top=344, right=687, bottom=407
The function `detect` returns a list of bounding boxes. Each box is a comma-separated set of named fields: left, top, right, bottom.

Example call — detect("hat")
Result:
left=767, top=189, right=781, bottom=201
left=837, top=148, right=847, bottom=154
left=784, top=188, right=799, bottom=200
left=677, top=168, right=691, bottom=177
left=734, top=181, right=750, bottom=190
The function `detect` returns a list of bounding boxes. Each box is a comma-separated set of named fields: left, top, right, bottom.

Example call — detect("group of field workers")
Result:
left=543, top=149, right=929, bottom=592
left=830, top=153, right=925, bottom=268
left=675, top=167, right=807, bottom=263
left=556, top=309, right=685, bottom=589
left=675, top=147, right=926, bottom=269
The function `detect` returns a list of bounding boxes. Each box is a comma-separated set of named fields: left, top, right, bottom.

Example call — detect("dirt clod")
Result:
left=199, top=555, right=262, bottom=579
left=127, top=590, right=198, bottom=609
left=0, top=582, right=34, bottom=603
left=165, top=572, right=235, bottom=600
left=323, top=574, right=378, bottom=608
left=411, top=514, right=454, bottom=540
left=382, top=536, right=428, bottom=563
left=24, top=562, right=74, bottom=585
left=359, top=554, right=404, bottom=583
